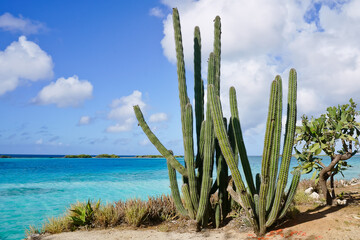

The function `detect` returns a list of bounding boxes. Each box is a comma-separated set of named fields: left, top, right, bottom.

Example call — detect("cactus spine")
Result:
left=134, top=8, right=231, bottom=228
left=209, top=69, right=300, bottom=236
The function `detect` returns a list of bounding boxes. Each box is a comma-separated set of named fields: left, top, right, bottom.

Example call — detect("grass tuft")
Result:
left=124, top=198, right=148, bottom=227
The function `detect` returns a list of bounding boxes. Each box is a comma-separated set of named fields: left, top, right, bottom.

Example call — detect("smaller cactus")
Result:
left=209, top=69, right=301, bottom=236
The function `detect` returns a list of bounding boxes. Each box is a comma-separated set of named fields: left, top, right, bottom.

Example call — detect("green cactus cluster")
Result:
left=133, top=8, right=301, bottom=236
left=208, top=69, right=301, bottom=236
left=134, top=8, right=231, bottom=228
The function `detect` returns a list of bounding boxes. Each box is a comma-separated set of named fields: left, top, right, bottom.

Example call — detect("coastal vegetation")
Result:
left=26, top=195, right=177, bottom=237
left=26, top=179, right=360, bottom=239
left=135, top=155, right=183, bottom=158
left=134, top=8, right=300, bottom=236
left=95, top=154, right=120, bottom=158
left=294, top=99, right=360, bottom=205
left=64, top=154, right=92, bottom=158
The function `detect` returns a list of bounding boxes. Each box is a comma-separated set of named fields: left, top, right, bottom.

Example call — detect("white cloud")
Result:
left=160, top=0, right=360, bottom=137
left=149, top=112, right=168, bottom=122
left=78, top=116, right=91, bottom=125
left=139, top=138, right=150, bottom=146
left=106, top=90, right=146, bottom=133
left=35, top=138, right=43, bottom=145
left=0, top=36, right=53, bottom=95
left=149, top=7, right=165, bottom=18
left=33, top=75, right=93, bottom=107
left=0, top=13, right=45, bottom=34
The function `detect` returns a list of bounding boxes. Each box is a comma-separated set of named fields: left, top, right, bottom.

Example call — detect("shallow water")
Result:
left=0, top=156, right=359, bottom=239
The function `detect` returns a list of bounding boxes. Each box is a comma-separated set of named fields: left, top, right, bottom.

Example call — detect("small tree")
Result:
left=294, top=99, right=360, bottom=205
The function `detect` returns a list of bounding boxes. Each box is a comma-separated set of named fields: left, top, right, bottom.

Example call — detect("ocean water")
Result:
left=0, top=156, right=359, bottom=240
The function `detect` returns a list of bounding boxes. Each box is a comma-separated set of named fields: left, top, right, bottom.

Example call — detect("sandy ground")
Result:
left=39, top=184, right=360, bottom=240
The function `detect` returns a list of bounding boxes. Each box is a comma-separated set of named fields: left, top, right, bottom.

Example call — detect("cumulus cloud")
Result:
left=160, top=0, right=360, bottom=136
left=149, top=112, right=168, bottom=122
left=0, top=13, right=45, bottom=34
left=106, top=90, right=146, bottom=132
left=0, top=36, right=53, bottom=95
left=33, top=75, right=93, bottom=107
left=78, top=116, right=92, bottom=125
left=149, top=7, right=165, bottom=18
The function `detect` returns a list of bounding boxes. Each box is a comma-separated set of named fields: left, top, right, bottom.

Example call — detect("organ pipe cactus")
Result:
left=134, top=8, right=231, bottom=228
left=208, top=69, right=301, bottom=236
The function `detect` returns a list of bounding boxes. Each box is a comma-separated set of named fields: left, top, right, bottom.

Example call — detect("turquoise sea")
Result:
left=0, top=155, right=359, bottom=240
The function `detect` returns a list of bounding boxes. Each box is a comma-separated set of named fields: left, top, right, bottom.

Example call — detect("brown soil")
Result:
left=39, top=183, right=360, bottom=240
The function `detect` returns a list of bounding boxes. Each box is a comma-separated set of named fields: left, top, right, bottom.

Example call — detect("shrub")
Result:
left=94, top=203, right=122, bottom=228
left=124, top=198, right=148, bottom=227
left=147, top=194, right=177, bottom=222
left=43, top=216, right=72, bottom=233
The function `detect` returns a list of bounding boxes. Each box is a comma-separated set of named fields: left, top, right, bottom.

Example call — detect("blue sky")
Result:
left=1, top=0, right=360, bottom=155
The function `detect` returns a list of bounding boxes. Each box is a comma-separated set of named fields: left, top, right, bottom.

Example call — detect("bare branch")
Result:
left=226, top=178, right=244, bottom=208
left=315, top=159, right=326, bottom=168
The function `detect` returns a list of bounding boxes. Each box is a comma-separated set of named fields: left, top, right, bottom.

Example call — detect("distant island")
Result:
left=64, top=154, right=121, bottom=158
left=95, top=154, right=120, bottom=158
left=64, top=154, right=93, bottom=158
left=0, top=155, right=11, bottom=158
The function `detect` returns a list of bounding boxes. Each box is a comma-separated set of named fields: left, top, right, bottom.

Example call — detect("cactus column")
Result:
left=133, top=8, right=231, bottom=228
left=209, top=69, right=301, bottom=236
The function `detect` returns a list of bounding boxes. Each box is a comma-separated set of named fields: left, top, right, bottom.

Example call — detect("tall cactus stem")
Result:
left=259, top=80, right=278, bottom=236
left=229, top=87, right=256, bottom=195
left=184, top=103, right=199, bottom=210
left=194, top=26, right=203, bottom=152
left=196, top=101, right=215, bottom=222
left=173, top=8, right=191, bottom=173
left=266, top=69, right=297, bottom=228
left=266, top=76, right=283, bottom=211
left=213, top=16, right=221, bottom=96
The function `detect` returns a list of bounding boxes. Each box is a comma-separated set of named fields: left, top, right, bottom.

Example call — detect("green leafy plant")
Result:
left=69, top=199, right=100, bottom=228
left=294, top=99, right=360, bottom=205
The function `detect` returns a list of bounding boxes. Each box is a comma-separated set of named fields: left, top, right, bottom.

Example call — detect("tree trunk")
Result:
left=319, top=169, right=332, bottom=205
left=318, top=154, right=352, bottom=206
left=330, top=173, right=335, bottom=199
